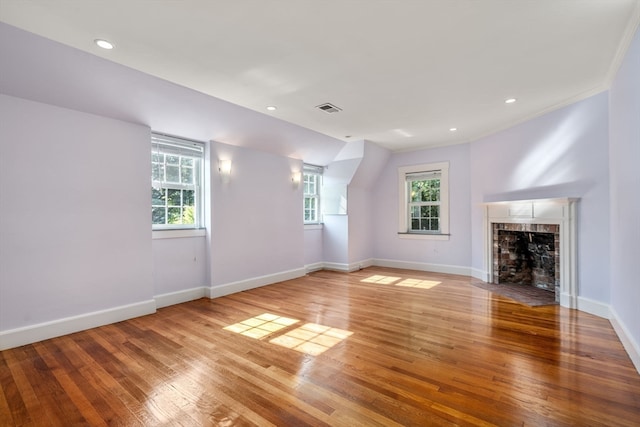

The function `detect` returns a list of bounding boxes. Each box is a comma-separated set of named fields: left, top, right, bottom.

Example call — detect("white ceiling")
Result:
left=1, top=0, right=639, bottom=152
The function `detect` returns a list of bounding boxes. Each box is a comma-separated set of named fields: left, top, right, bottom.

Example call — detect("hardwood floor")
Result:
left=1, top=267, right=639, bottom=426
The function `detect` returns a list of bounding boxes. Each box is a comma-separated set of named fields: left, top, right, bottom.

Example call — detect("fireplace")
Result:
left=493, top=223, right=560, bottom=302
left=483, top=198, right=578, bottom=308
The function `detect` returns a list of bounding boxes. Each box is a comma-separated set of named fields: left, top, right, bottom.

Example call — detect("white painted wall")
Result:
left=609, top=27, right=640, bottom=367
left=303, top=228, right=324, bottom=268
left=371, top=143, right=472, bottom=271
left=469, top=92, right=611, bottom=303
left=323, top=215, right=349, bottom=267
left=0, top=94, right=153, bottom=332
left=208, top=142, right=305, bottom=286
left=152, top=236, right=207, bottom=295
left=348, top=142, right=391, bottom=265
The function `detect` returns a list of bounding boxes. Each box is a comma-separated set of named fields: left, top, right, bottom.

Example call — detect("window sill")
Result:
left=397, top=232, right=450, bottom=241
left=304, top=223, right=323, bottom=230
left=152, top=228, right=206, bottom=239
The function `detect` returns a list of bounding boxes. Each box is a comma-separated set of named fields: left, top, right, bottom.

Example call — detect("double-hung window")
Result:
left=151, top=133, right=204, bottom=229
left=303, top=164, right=323, bottom=224
left=398, top=162, right=449, bottom=239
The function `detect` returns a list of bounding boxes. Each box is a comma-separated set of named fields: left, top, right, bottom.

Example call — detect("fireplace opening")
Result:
left=497, top=230, right=555, bottom=289
left=492, top=223, right=560, bottom=302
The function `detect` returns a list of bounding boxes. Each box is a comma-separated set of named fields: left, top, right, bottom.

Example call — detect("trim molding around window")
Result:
left=397, top=161, right=450, bottom=240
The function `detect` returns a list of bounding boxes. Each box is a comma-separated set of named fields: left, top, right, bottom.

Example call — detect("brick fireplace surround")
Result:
left=483, top=198, right=578, bottom=309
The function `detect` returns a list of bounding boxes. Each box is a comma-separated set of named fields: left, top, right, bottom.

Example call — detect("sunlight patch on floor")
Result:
left=223, top=313, right=299, bottom=339
left=361, top=275, right=401, bottom=284
left=270, top=323, right=353, bottom=356
left=395, top=278, right=441, bottom=289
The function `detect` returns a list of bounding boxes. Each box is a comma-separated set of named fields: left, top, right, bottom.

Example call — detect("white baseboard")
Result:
left=610, top=309, right=640, bottom=374
left=373, top=258, right=472, bottom=277
left=321, top=259, right=374, bottom=273
left=471, top=268, right=488, bottom=281
left=155, top=287, right=207, bottom=309
left=322, top=262, right=351, bottom=272
left=305, top=262, right=324, bottom=273
left=207, top=268, right=306, bottom=299
left=0, top=299, right=156, bottom=351
left=576, top=296, right=611, bottom=319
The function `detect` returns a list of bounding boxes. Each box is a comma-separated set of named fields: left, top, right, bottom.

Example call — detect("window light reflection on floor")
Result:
left=270, top=323, right=353, bottom=356
left=361, top=275, right=441, bottom=289
left=360, top=275, right=401, bottom=284
left=223, top=313, right=299, bottom=339
left=395, top=278, right=441, bottom=289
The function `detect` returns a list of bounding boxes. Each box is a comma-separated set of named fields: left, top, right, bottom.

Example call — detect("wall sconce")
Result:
left=291, top=171, right=302, bottom=187
left=219, top=159, right=232, bottom=176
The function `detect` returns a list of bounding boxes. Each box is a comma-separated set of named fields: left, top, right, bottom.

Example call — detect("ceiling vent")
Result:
left=316, top=103, right=342, bottom=113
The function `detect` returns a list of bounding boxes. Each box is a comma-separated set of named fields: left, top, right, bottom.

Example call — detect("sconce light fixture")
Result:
left=292, top=171, right=302, bottom=187
left=219, top=159, right=232, bottom=176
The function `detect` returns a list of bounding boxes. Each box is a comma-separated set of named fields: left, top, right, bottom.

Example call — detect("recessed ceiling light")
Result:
left=449, top=127, right=457, bottom=132
left=505, top=98, right=517, bottom=104
left=94, top=39, right=114, bottom=50
left=266, top=105, right=277, bottom=111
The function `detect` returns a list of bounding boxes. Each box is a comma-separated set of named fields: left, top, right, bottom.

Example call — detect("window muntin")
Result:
left=303, top=164, right=323, bottom=224
left=398, top=162, right=449, bottom=238
left=152, top=134, right=204, bottom=229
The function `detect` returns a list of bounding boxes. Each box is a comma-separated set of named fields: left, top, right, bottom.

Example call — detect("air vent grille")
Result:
left=316, top=103, right=342, bottom=113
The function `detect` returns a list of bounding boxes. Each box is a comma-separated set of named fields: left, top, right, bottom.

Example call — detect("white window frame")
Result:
left=152, top=133, right=204, bottom=231
left=398, top=162, right=449, bottom=240
left=303, top=164, right=323, bottom=225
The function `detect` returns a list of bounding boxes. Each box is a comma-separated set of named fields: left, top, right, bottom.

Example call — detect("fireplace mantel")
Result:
left=482, top=198, right=579, bottom=308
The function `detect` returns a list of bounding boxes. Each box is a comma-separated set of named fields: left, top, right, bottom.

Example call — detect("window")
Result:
left=303, top=164, right=323, bottom=224
left=398, top=162, right=449, bottom=239
left=152, top=133, right=204, bottom=229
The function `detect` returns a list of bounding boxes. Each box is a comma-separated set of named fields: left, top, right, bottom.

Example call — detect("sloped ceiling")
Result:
left=1, top=0, right=639, bottom=153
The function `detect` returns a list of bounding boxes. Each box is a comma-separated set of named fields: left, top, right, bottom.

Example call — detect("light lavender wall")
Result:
left=371, top=143, right=472, bottom=269
left=348, top=142, right=391, bottom=265
left=152, top=237, right=208, bottom=295
left=303, top=228, right=323, bottom=267
left=469, top=92, right=611, bottom=302
left=609, top=28, right=640, bottom=352
left=0, top=94, right=153, bottom=331
left=208, top=142, right=304, bottom=285
left=323, top=215, right=349, bottom=265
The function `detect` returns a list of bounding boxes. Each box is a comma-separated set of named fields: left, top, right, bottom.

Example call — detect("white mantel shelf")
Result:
left=482, top=198, right=579, bottom=309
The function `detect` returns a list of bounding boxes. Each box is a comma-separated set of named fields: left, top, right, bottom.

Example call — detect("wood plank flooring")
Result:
left=1, top=267, right=639, bottom=426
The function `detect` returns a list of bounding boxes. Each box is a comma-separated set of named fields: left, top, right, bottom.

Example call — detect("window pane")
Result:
left=181, top=166, right=193, bottom=184
left=152, top=207, right=166, bottom=224
left=167, top=207, right=182, bottom=224
left=167, top=189, right=181, bottom=206
left=152, top=188, right=165, bottom=206
left=166, top=165, right=179, bottom=182
left=411, top=219, right=420, bottom=230
left=181, top=157, right=193, bottom=167
left=183, top=190, right=194, bottom=206
left=182, top=206, right=195, bottom=224
left=152, top=153, right=163, bottom=163
left=431, top=218, right=439, bottom=231
left=166, top=155, right=179, bottom=165
left=152, top=163, right=164, bottom=181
